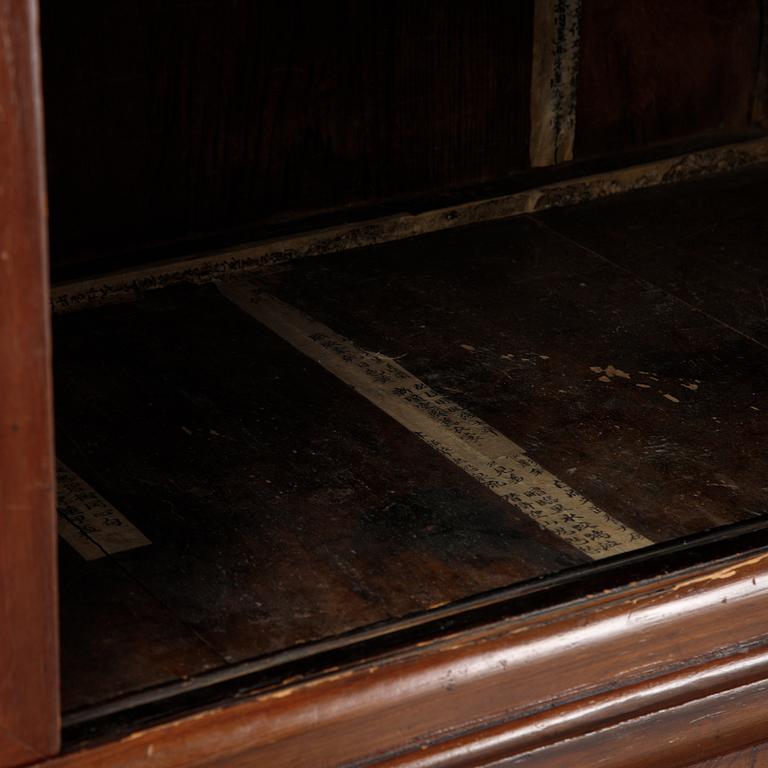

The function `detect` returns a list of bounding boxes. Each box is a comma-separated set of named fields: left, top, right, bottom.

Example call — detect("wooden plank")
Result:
left=49, top=136, right=768, bottom=315
left=220, top=286, right=650, bottom=560
left=264, top=199, right=768, bottom=544
left=529, top=0, right=581, bottom=167
left=55, top=159, right=768, bottom=718
left=58, top=544, right=223, bottom=713
left=54, top=283, right=582, bottom=710
left=0, top=0, right=59, bottom=764
left=537, top=162, right=768, bottom=348
left=575, top=0, right=761, bottom=157
left=39, top=549, right=768, bottom=768
left=40, top=0, right=534, bottom=272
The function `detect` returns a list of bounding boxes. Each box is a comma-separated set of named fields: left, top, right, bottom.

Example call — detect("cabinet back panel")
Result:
left=41, top=0, right=534, bottom=269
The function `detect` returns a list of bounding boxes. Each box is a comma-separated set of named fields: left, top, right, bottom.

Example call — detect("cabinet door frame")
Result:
left=43, top=541, right=768, bottom=768
left=0, top=0, right=59, bottom=765
left=5, top=2, right=768, bottom=767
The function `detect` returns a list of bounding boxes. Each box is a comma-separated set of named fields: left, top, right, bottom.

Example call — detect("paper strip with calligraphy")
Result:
left=220, top=282, right=652, bottom=560
left=57, top=461, right=151, bottom=560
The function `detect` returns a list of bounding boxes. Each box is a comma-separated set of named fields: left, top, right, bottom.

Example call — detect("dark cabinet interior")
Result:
left=7, top=2, right=768, bottom=765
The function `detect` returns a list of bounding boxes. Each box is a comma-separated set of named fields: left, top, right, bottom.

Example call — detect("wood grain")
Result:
left=575, top=0, right=762, bottom=157
left=49, top=136, right=768, bottom=315
left=536, top=161, right=768, bottom=349
left=379, top=650, right=768, bottom=767
left=58, top=543, right=223, bottom=713
left=267, top=181, right=768, bottom=547
left=490, top=676, right=768, bottom=768
left=40, top=0, right=534, bottom=272
left=42, top=549, right=768, bottom=768
left=0, top=0, right=59, bottom=764
left=530, top=0, right=581, bottom=166
left=691, top=742, right=768, bottom=768
left=54, top=283, right=582, bottom=714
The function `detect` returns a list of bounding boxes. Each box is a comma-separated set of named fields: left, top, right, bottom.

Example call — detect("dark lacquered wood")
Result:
left=43, top=547, right=768, bottom=768
left=40, top=0, right=534, bottom=272
left=380, top=651, right=768, bottom=767
left=691, top=743, right=768, bottom=768
left=489, top=677, right=768, bottom=768
left=575, top=0, right=762, bottom=157
left=538, top=161, right=768, bottom=350
left=30, top=3, right=768, bottom=763
left=54, top=284, right=583, bottom=713
left=0, top=0, right=59, bottom=765
left=39, top=1, right=768, bottom=283
left=58, top=543, right=223, bottom=712
left=267, top=192, right=768, bottom=543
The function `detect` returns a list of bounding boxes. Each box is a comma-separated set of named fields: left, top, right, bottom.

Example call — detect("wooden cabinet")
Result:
left=5, top=2, right=768, bottom=767
left=0, top=1, right=58, bottom=764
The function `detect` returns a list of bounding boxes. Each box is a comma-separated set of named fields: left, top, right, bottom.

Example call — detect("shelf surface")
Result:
left=55, top=162, right=768, bottom=723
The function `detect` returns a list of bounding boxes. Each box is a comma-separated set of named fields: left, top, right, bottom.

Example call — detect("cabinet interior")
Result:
left=43, top=0, right=768, bottom=748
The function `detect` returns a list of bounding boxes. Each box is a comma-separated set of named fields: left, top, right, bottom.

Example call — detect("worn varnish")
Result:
left=56, top=163, right=768, bottom=718
left=539, top=162, right=768, bottom=348
left=692, top=744, right=768, bottom=768
left=0, top=0, right=59, bottom=764
left=54, top=285, right=582, bottom=713
left=266, top=191, right=768, bottom=542
left=49, top=549, right=768, bottom=767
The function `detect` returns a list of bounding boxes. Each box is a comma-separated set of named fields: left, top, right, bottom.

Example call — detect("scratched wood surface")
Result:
left=538, top=162, right=768, bottom=348
left=55, top=163, right=768, bottom=718
left=266, top=169, right=768, bottom=545
left=0, top=0, right=60, bottom=764
left=58, top=543, right=222, bottom=712
left=689, top=743, right=768, bottom=768
left=54, top=285, right=584, bottom=714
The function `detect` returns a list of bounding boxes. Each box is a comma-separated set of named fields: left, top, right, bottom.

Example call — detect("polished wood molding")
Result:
left=691, top=742, right=768, bottom=768
left=0, top=730, right=39, bottom=768
left=495, top=674, right=768, bottom=768
left=0, top=0, right=59, bottom=765
left=46, top=548, right=768, bottom=768
left=381, top=647, right=768, bottom=767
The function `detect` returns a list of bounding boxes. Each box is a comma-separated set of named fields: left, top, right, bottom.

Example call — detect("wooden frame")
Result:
left=48, top=541, right=768, bottom=768
left=0, top=1, right=59, bottom=766
left=5, top=2, right=768, bottom=767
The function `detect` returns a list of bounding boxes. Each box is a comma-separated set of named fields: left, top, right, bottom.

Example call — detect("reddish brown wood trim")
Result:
left=44, top=549, right=768, bottom=768
left=691, top=741, right=768, bottom=768
left=0, top=729, right=40, bottom=768
left=379, top=646, right=768, bottom=767
left=0, top=0, right=59, bottom=764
